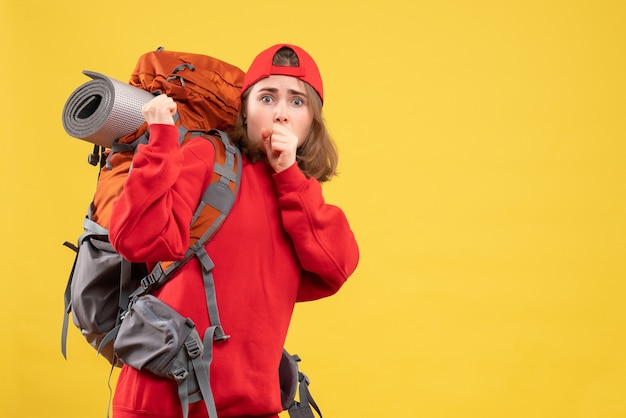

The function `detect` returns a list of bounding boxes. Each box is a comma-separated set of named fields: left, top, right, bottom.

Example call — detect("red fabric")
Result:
left=109, top=124, right=359, bottom=418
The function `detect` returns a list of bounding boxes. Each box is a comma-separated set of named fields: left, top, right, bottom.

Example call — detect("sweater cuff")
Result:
left=147, top=124, right=180, bottom=152
left=273, top=162, right=308, bottom=195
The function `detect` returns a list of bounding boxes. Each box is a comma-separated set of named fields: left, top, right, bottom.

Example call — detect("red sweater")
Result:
left=108, top=124, right=359, bottom=418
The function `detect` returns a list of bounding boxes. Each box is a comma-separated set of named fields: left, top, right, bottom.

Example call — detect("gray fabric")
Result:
left=114, top=294, right=195, bottom=376
left=69, top=236, right=124, bottom=365
left=114, top=294, right=217, bottom=418
left=279, top=350, right=299, bottom=410
left=62, top=71, right=154, bottom=148
left=287, top=407, right=317, bottom=418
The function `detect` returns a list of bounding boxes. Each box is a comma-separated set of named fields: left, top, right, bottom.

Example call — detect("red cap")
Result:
left=241, top=44, right=324, bottom=103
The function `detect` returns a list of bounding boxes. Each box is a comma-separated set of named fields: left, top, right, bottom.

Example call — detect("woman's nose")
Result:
left=274, top=103, right=288, bottom=123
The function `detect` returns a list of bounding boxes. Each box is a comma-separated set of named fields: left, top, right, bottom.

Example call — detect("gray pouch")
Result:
left=114, top=294, right=199, bottom=379
left=71, top=237, right=124, bottom=364
left=114, top=295, right=215, bottom=418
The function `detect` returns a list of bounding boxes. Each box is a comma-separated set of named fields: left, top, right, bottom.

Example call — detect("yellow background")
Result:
left=1, top=0, right=625, bottom=417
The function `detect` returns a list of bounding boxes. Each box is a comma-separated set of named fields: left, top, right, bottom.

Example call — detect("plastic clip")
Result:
left=185, top=339, right=202, bottom=359
left=140, top=273, right=157, bottom=290
left=171, top=367, right=189, bottom=381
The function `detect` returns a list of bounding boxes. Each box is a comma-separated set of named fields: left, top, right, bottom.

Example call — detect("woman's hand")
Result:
left=261, top=124, right=299, bottom=173
left=141, top=94, right=177, bottom=126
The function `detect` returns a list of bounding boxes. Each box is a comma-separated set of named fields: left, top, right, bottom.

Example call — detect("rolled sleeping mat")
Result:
left=62, top=70, right=155, bottom=148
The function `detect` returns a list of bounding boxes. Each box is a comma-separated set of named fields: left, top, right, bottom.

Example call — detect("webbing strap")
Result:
left=118, top=259, right=132, bottom=314
left=300, top=372, right=322, bottom=417
left=212, top=162, right=238, bottom=183
left=98, top=324, right=120, bottom=355
left=78, top=211, right=108, bottom=246
left=287, top=373, right=323, bottom=418
left=132, top=263, right=165, bottom=297
left=197, top=248, right=229, bottom=341
left=60, top=307, right=70, bottom=359
left=106, top=132, right=150, bottom=170
left=174, top=335, right=195, bottom=418
left=194, top=325, right=220, bottom=418
left=175, top=332, right=204, bottom=418
left=191, top=130, right=241, bottom=246
left=83, top=217, right=107, bottom=236
left=61, top=238, right=80, bottom=360
left=176, top=327, right=219, bottom=417
left=60, top=250, right=76, bottom=359
left=177, top=378, right=191, bottom=418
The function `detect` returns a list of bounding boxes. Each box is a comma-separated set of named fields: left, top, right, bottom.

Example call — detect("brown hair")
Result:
left=228, top=47, right=338, bottom=183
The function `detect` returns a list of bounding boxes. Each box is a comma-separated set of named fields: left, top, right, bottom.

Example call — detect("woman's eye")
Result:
left=261, top=95, right=273, bottom=103
left=292, top=98, right=304, bottom=106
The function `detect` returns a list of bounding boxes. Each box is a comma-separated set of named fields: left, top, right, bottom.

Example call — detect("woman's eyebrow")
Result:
left=258, top=87, right=279, bottom=94
left=288, top=89, right=307, bottom=97
left=257, top=87, right=307, bottom=96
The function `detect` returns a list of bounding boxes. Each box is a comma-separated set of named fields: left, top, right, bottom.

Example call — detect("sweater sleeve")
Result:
left=274, top=163, right=360, bottom=302
left=109, top=124, right=215, bottom=263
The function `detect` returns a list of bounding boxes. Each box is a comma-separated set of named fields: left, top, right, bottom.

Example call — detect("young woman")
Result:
left=109, top=44, right=359, bottom=418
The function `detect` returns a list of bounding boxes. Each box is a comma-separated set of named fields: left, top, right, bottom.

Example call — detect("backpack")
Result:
left=61, top=47, right=322, bottom=418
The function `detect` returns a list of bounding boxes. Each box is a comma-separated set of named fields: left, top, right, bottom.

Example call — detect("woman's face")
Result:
left=245, top=75, right=313, bottom=148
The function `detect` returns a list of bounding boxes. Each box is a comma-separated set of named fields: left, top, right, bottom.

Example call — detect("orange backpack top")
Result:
left=129, top=48, right=243, bottom=133
left=91, top=47, right=245, bottom=230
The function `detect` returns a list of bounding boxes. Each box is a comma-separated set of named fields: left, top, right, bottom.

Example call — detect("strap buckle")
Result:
left=171, top=367, right=189, bottom=381
left=185, top=339, right=202, bottom=359
left=140, top=273, right=157, bottom=290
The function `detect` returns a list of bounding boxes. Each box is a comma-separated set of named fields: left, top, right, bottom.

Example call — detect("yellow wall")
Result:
left=1, top=0, right=625, bottom=417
